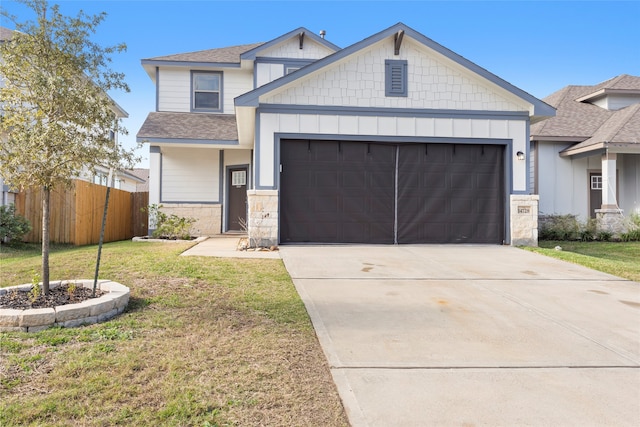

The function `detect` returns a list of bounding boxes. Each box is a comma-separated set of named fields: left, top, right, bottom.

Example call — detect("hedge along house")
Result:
left=137, top=23, right=555, bottom=246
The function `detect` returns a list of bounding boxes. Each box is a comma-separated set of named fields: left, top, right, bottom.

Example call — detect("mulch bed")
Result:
left=0, top=283, right=105, bottom=310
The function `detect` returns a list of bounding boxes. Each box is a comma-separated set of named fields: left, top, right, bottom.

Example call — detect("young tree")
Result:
left=0, top=0, right=139, bottom=294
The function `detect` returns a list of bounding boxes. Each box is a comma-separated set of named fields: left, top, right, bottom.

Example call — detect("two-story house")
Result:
left=137, top=23, right=555, bottom=246
left=531, top=74, right=640, bottom=232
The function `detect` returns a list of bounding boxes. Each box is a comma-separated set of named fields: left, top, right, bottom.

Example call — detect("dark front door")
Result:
left=227, top=167, right=247, bottom=231
left=589, top=172, right=602, bottom=218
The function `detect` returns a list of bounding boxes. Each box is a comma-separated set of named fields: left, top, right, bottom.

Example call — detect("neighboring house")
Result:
left=1, top=26, right=135, bottom=203
left=531, top=74, right=640, bottom=232
left=1, top=175, right=18, bottom=207
left=83, top=166, right=147, bottom=193
left=137, top=22, right=555, bottom=246
left=128, top=168, right=150, bottom=193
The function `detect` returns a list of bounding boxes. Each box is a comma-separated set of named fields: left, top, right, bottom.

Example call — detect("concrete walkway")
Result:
left=180, top=235, right=280, bottom=259
left=279, top=245, right=640, bottom=426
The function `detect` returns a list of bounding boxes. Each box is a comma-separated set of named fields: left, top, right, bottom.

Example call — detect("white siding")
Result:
left=263, top=38, right=530, bottom=112
left=158, top=68, right=252, bottom=113
left=158, top=68, right=190, bottom=112
left=256, top=63, right=285, bottom=87
left=224, top=149, right=251, bottom=167
left=537, top=142, right=596, bottom=219
left=161, top=147, right=220, bottom=202
left=621, top=154, right=640, bottom=215
left=222, top=69, right=253, bottom=112
left=258, top=112, right=528, bottom=191
left=591, top=94, right=640, bottom=111
left=259, top=38, right=335, bottom=59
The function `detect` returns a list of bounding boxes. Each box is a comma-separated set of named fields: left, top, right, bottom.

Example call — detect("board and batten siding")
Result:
left=157, top=68, right=252, bottom=113
left=258, top=113, right=528, bottom=191
left=263, top=38, right=531, bottom=112
left=256, top=63, right=287, bottom=88
left=621, top=154, right=640, bottom=215
left=258, top=37, right=335, bottom=60
left=537, top=142, right=600, bottom=219
left=160, top=147, right=220, bottom=203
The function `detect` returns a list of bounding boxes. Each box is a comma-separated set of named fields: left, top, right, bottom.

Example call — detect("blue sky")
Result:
left=2, top=0, right=639, bottom=168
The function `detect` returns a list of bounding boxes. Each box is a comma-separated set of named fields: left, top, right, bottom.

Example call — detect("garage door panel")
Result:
left=397, top=143, right=503, bottom=244
left=281, top=140, right=504, bottom=244
left=281, top=140, right=395, bottom=243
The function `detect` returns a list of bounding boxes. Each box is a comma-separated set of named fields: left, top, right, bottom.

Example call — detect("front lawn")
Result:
left=524, top=241, right=640, bottom=282
left=0, top=241, right=348, bottom=426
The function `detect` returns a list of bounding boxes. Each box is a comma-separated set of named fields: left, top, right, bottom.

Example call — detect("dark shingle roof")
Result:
left=531, top=75, right=640, bottom=141
left=563, top=104, right=640, bottom=152
left=145, top=43, right=264, bottom=64
left=137, top=112, right=238, bottom=142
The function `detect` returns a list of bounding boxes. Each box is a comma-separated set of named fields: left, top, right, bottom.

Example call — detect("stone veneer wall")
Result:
left=595, top=208, right=627, bottom=237
left=247, top=190, right=278, bottom=247
left=0, top=280, right=129, bottom=332
left=510, top=195, right=539, bottom=247
left=155, top=204, right=222, bottom=236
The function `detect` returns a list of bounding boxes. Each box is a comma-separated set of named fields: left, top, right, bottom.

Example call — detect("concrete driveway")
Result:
left=279, top=245, right=640, bottom=427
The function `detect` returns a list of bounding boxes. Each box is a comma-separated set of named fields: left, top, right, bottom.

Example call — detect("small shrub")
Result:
left=539, top=214, right=581, bottom=240
left=595, top=230, right=613, bottom=241
left=0, top=203, right=32, bottom=242
left=144, top=204, right=196, bottom=240
left=620, top=213, right=640, bottom=242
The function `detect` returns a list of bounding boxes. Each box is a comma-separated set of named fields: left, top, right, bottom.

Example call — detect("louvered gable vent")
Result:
left=385, top=59, right=408, bottom=97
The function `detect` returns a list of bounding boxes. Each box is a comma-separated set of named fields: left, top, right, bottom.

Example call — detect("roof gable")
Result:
left=531, top=75, right=640, bottom=142
left=240, top=27, right=340, bottom=60
left=235, top=22, right=554, bottom=119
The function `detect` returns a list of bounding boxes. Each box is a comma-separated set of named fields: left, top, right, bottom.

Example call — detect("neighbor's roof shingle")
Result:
left=565, top=104, right=640, bottom=152
left=144, top=43, right=264, bottom=64
left=137, top=112, right=238, bottom=142
left=530, top=74, right=640, bottom=141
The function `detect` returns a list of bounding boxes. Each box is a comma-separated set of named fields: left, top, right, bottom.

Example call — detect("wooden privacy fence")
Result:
left=15, top=180, right=148, bottom=245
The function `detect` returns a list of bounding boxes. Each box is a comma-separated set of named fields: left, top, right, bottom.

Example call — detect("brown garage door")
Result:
left=280, top=139, right=504, bottom=244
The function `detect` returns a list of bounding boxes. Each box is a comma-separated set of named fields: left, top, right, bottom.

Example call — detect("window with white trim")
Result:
left=591, top=175, right=602, bottom=190
left=192, top=71, right=222, bottom=112
left=385, top=59, right=408, bottom=97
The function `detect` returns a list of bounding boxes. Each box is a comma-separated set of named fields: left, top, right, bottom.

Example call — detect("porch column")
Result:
left=148, top=146, right=161, bottom=232
left=596, top=151, right=625, bottom=237
left=601, top=152, right=617, bottom=208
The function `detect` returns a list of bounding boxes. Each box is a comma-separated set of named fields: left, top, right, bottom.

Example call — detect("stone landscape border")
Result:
left=0, top=280, right=130, bottom=333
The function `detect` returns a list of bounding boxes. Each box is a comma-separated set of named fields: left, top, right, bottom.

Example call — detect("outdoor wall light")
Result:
left=516, top=151, right=525, bottom=161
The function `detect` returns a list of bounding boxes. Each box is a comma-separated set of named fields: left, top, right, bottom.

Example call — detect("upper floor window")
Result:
left=385, top=60, right=408, bottom=97
left=192, top=71, right=222, bottom=112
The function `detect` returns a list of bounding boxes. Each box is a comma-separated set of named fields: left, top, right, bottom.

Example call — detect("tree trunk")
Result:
left=41, top=186, right=50, bottom=295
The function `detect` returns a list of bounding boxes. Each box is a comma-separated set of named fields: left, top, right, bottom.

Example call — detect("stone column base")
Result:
left=247, top=190, right=279, bottom=247
left=595, top=208, right=626, bottom=237
left=510, top=195, right=539, bottom=247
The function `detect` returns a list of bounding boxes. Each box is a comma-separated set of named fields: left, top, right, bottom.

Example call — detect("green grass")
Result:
left=0, top=240, right=348, bottom=427
left=524, top=241, right=640, bottom=282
